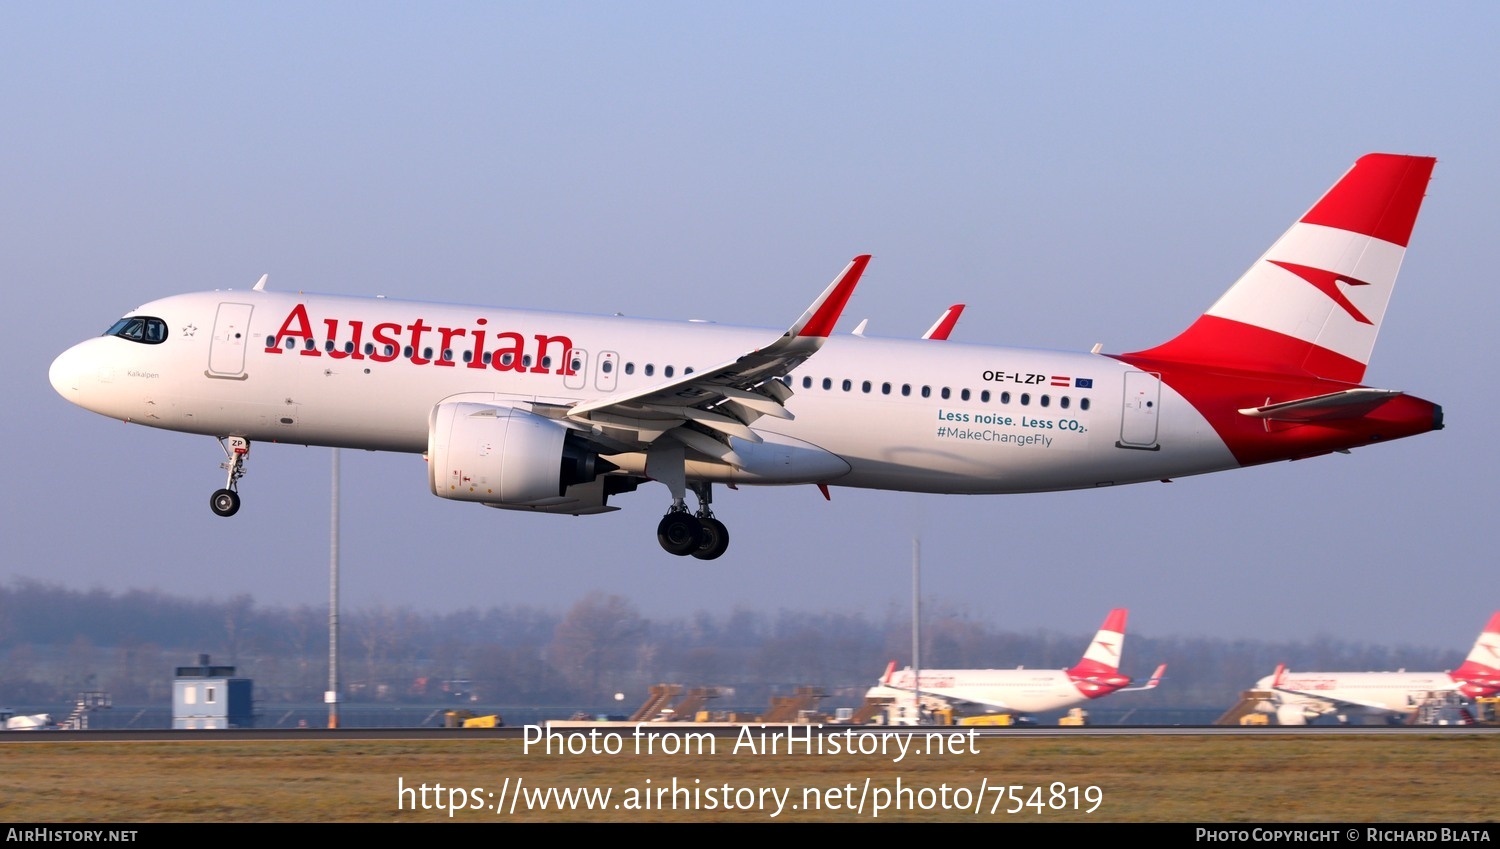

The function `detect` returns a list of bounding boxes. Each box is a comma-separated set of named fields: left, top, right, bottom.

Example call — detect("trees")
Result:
left=549, top=592, right=648, bottom=701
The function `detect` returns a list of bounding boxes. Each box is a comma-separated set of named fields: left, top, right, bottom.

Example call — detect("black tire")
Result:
left=656, top=513, right=702, bottom=556
left=210, top=489, right=241, bottom=517
left=691, top=517, right=730, bottom=561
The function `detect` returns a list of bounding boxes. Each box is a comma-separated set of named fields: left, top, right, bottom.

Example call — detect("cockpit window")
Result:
left=105, top=316, right=168, bottom=344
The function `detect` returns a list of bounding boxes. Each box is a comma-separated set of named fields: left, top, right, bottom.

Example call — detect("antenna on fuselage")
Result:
left=253, top=274, right=269, bottom=291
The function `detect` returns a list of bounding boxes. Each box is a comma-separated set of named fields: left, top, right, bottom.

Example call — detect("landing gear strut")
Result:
left=655, top=482, right=731, bottom=560
left=210, top=436, right=250, bottom=517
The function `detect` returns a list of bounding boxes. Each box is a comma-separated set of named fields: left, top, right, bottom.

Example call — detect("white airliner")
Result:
left=49, top=153, right=1443, bottom=559
left=868, top=608, right=1165, bottom=719
left=1254, top=612, right=1500, bottom=725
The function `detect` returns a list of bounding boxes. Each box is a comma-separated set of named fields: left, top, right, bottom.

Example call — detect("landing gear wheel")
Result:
left=657, top=512, right=703, bottom=556
left=212, top=437, right=250, bottom=518
left=692, top=516, right=730, bottom=561
left=210, top=488, right=241, bottom=517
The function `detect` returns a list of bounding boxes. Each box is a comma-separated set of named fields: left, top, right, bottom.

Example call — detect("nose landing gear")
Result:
left=210, top=436, right=250, bottom=517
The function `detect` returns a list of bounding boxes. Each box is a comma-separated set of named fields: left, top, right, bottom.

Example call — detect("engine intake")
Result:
left=428, top=402, right=613, bottom=505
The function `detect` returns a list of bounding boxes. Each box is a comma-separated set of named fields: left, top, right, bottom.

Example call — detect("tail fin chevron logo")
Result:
left=1267, top=261, right=1374, bottom=325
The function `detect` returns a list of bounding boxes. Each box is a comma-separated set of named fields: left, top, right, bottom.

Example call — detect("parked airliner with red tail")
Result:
left=1253, top=611, right=1500, bottom=725
left=50, top=154, right=1442, bottom=558
left=869, top=608, right=1165, bottom=721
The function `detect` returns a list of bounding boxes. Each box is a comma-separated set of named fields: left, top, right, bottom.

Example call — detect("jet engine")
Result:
left=428, top=402, right=613, bottom=506
left=1274, top=703, right=1318, bottom=726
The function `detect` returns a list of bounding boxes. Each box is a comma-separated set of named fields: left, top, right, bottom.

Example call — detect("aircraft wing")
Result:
left=564, top=256, right=869, bottom=464
left=1267, top=686, right=1394, bottom=714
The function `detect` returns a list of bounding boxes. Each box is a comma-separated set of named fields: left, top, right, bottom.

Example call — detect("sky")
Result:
left=4, top=2, right=1497, bottom=654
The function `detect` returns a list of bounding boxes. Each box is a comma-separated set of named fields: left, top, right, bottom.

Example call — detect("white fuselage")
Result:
left=49, top=288, right=1238, bottom=495
left=870, top=668, right=1095, bottom=715
left=1256, top=671, right=1462, bottom=719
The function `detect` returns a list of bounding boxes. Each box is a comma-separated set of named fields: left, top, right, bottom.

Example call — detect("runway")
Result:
left=3, top=723, right=1496, bottom=743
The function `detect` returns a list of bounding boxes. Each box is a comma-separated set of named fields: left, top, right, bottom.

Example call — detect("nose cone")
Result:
left=49, top=343, right=87, bottom=402
left=50, top=339, right=110, bottom=409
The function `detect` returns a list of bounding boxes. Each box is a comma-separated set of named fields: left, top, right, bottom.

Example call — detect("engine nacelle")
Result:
left=428, top=402, right=611, bottom=506
left=1275, top=703, right=1317, bottom=726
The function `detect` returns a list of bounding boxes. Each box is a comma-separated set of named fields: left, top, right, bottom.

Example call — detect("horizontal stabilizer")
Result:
left=1237, top=388, right=1403, bottom=422
left=1122, top=663, right=1167, bottom=692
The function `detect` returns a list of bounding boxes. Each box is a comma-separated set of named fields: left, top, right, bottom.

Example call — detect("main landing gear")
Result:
left=657, top=482, right=730, bottom=560
left=210, top=436, right=250, bottom=517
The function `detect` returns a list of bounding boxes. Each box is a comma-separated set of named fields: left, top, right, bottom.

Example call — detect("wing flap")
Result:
left=645, top=404, right=763, bottom=443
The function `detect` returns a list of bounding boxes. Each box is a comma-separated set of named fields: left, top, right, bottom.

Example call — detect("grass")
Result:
left=1, top=734, right=1495, bottom=823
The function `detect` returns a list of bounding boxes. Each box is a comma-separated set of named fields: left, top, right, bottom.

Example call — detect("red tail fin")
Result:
left=1124, top=154, right=1436, bottom=383
left=1451, top=612, right=1500, bottom=696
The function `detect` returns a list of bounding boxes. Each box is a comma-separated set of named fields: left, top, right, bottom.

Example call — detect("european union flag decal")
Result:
left=1075, top=378, right=1093, bottom=389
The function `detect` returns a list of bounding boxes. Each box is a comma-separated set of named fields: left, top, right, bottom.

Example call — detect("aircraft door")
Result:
left=563, top=348, right=587, bottom=391
left=595, top=351, right=619, bottom=392
left=208, top=303, right=254, bottom=377
left=1117, top=371, right=1161, bottom=449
